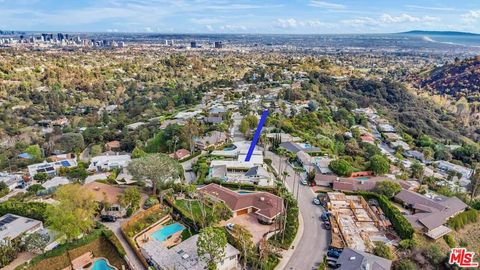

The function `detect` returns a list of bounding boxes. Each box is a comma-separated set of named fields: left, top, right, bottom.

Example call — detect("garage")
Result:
left=236, top=208, right=249, bottom=216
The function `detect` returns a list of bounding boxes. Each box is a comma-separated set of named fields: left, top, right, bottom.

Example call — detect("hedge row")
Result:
left=204, top=178, right=278, bottom=194
left=0, top=200, right=48, bottom=221
left=447, top=208, right=478, bottom=231
left=357, top=191, right=414, bottom=239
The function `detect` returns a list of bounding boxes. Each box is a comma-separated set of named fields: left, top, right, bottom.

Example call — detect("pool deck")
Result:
left=135, top=217, right=183, bottom=248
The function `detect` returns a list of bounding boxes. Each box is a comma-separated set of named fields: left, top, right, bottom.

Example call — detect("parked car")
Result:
left=327, top=250, right=341, bottom=258
left=100, top=215, right=117, bottom=222
left=324, top=221, right=331, bottom=230
left=301, top=179, right=308, bottom=185
left=327, top=261, right=340, bottom=269
left=313, top=198, right=321, bottom=205
left=320, top=212, right=330, bottom=221
left=226, top=223, right=235, bottom=230
left=328, top=247, right=343, bottom=253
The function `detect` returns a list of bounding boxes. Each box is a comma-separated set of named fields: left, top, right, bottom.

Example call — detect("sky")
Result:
left=1, top=0, right=480, bottom=34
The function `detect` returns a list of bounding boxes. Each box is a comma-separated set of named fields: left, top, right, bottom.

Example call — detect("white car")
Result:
left=313, top=198, right=321, bottom=205
left=301, top=179, right=308, bottom=185
left=226, top=223, right=235, bottom=230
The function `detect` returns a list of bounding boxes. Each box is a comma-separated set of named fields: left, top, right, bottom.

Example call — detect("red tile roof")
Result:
left=199, top=184, right=283, bottom=219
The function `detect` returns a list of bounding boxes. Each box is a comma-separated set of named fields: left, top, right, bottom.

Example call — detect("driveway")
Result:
left=266, top=150, right=330, bottom=270
left=181, top=151, right=206, bottom=183
left=102, top=219, right=145, bottom=270
left=221, top=213, right=276, bottom=244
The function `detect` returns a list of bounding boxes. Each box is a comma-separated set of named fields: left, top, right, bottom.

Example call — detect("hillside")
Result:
left=420, top=57, right=480, bottom=100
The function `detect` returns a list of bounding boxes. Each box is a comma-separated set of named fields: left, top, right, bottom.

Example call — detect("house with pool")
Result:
left=141, top=234, right=240, bottom=270
left=198, top=183, right=283, bottom=224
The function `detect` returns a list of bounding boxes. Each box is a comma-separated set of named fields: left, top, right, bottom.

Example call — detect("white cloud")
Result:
left=144, top=27, right=153, bottom=32
left=462, top=10, right=480, bottom=22
left=276, top=18, right=328, bottom=29
left=308, top=1, right=346, bottom=10
left=219, top=24, right=247, bottom=32
left=405, top=5, right=456, bottom=11
left=342, top=13, right=440, bottom=27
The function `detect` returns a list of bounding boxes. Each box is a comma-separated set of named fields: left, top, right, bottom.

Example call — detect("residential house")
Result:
left=336, top=248, right=392, bottom=270
left=28, top=159, right=78, bottom=177
left=390, top=140, right=410, bottom=151
left=0, top=172, right=23, bottom=190
left=279, top=141, right=321, bottom=154
left=313, top=157, right=333, bottom=174
left=394, top=189, right=468, bottom=239
left=195, top=131, right=228, bottom=150
left=170, top=149, right=191, bottom=160
left=204, top=116, right=223, bottom=124
left=435, top=161, right=473, bottom=180
left=41, top=176, right=70, bottom=190
left=83, top=182, right=127, bottom=218
left=0, top=214, right=43, bottom=244
left=242, top=166, right=272, bottom=186
left=88, top=154, right=131, bottom=172
left=266, top=133, right=302, bottom=143
left=296, top=151, right=314, bottom=172
left=105, top=141, right=121, bottom=151
left=199, top=183, right=283, bottom=224
left=127, top=122, right=146, bottom=130
left=141, top=234, right=240, bottom=270
left=360, top=134, right=375, bottom=144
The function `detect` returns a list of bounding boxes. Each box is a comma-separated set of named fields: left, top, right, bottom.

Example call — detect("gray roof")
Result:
left=142, top=235, right=239, bottom=270
left=245, top=166, right=270, bottom=178
left=210, top=165, right=227, bottom=179
left=204, top=116, right=223, bottom=124
left=336, top=248, right=392, bottom=270
left=279, top=142, right=302, bottom=153
left=395, top=189, right=468, bottom=230
left=0, top=214, right=42, bottom=241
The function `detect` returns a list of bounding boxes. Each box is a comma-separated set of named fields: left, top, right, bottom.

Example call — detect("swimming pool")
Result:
left=151, top=223, right=185, bottom=241
left=237, top=190, right=255, bottom=194
left=91, top=259, right=115, bottom=270
left=355, top=177, right=370, bottom=181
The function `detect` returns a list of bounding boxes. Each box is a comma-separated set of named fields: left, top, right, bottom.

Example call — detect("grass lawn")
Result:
left=174, top=199, right=212, bottom=220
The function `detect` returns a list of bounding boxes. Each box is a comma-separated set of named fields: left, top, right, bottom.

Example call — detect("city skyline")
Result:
left=1, top=0, right=480, bottom=34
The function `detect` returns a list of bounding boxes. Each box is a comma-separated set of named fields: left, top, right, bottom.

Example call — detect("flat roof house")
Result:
left=0, top=172, right=23, bottom=190
left=394, top=189, right=468, bottom=239
left=88, top=154, right=131, bottom=172
left=0, top=214, right=43, bottom=244
left=141, top=235, right=240, bottom=270
left=28, top=159, right=78, bottom=177
left=199, top=184, right=283, bottom=224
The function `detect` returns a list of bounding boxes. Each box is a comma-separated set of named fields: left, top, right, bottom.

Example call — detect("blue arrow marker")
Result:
left=245, top=109, right=269, bottom=162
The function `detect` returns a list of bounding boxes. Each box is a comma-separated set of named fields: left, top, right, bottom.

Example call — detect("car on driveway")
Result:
left=320, top=212, right=330, bottom=221
left=301, top=179, right=308, bottom=185
left=100, top=215, right=117, bottom=222
left=313, top=198, right=321, bottom=205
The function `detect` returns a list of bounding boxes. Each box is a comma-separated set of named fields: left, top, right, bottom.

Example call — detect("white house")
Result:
left=28, top=159, right=78, bottom=177
left=88, top=154, right=131, bottom=172
left=0, top=214, right=43, bottom=244
left=0, top=172, right=23, bottom=190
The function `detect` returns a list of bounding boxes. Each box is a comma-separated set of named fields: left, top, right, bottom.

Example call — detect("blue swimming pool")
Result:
left=238, top=190, right=255, bottom=195
left=91, top=259, right=114, bottom=270
left=151, top=223, right=185, bottom=241
left=355, top=177, right=370, bottom=181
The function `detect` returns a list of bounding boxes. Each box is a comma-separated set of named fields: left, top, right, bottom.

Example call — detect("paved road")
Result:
left=103, top=220, right=145, bottom=270
left=181, top=151, right=206, bottom=183
left=266, top=151, right=330, bottom=270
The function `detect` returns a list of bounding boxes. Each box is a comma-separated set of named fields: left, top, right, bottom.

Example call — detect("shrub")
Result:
left=0, top=200, right=48, bottom=221
left=373, top=241, right=394, bottom=260
left=329, top=159, right=353, bottom=176
left=394, top=259, right=417, bottom=270
left=443, top=234, right=455, bottom=248
left=447, top=208, right=478, bottom=230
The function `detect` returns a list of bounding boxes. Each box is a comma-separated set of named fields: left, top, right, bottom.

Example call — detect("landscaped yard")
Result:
left=174, top=199, right=213, bottom=220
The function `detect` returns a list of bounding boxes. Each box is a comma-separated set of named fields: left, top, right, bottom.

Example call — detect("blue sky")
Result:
left=1, top=0, right=480, bottom=34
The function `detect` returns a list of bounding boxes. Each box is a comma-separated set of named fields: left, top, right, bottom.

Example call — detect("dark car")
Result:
left=100, top=215, right=117, bottom=222
left=327, top=250, right=341, bottom=258
left=327, top=261, right=340, bottom=269
left=320, top=212, right=330, bottom=221
left=324, top=221, right=331, bottom=230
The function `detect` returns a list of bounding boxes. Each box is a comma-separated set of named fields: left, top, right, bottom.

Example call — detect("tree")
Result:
left=46, top=184, right=97, bottom=241
left=422, top=147, right=433, bottom=160
left=197, top=226, right=227, bottom=270
left=230, top=225, right=254, bottom=269
left=25, top=144, right=42, bottom=160
left=394, top=259, right=417, bottom=270
left=128, top=154, right=182, bottom=197
left=410, top=161, right=424, bottom=180
left=120, top=187, right=141, bottom=211
left=82, top=127, right=104, bottom=145
left=329, top=159, right=353, bottom=177
left=34, top=172, right=49, bottom=183
left=375, top=180, right=401, bottom=199
left=369, top=155, right=390, bottom=175
left=182, top=119, right=200, bottom=153
left=418, top=134, right=434, bottom=147
left=27, top=184, right=45, bottom=193
left=424, top=244, right=445, bottom=265
left=373, top=241, right=393, bottom=260
left=90, top=145, right=102, bottom=156
left=131, top=146, right=146, bottom=158
left=24, top=232, right=50, bottom=254
left=55, top=133, right=85, bottom=153
left=306, top=169, right=316, bottom=186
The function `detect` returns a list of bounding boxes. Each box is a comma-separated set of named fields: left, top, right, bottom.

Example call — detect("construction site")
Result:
left=326, top=192, right=395, bottom=252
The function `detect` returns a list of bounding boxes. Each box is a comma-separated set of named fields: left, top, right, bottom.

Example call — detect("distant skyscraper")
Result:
left=214, top=41, right=223, bottom=49
left=190, top=41, right=197, bottom=48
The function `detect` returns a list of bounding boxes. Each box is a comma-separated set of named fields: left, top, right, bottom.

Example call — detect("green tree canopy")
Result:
left=46, top=184, right=97, bottom=241
left=375, top=180, right=401, bottom=199
left=329, top=159, right=353, bottom=177
left=24, top=144, right=42, bottom=160
left=197, top=226, right=228, bottom=270
left=373, top=241, right=394, bottom=260
left=369, top=155, right=390, bottom=175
